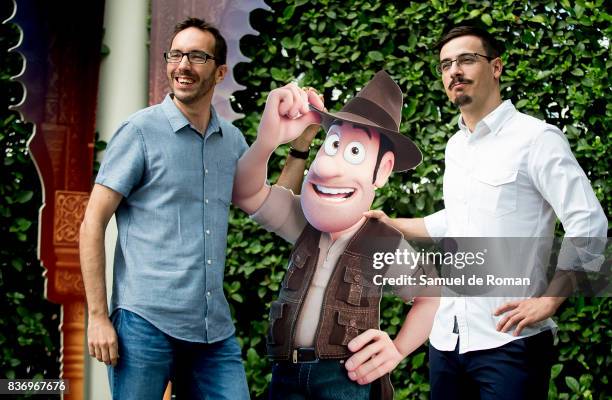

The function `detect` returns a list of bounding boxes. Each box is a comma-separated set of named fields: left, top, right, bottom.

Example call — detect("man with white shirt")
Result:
left=366, top=25, right=607, bottom=399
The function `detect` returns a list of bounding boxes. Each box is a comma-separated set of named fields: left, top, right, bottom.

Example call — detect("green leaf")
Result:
left=551, top=363, right=563, bottom=379
left=516, top=99, right=529, bottom=109
left=368, top=51, right=384, bottom=61
left=481, top=13, right=493, bottom=26
left=15, top=190, right=33, bottom=203
left=565, top=376, right=580, bottom=393
left=411, top=352, right=425, bottom=369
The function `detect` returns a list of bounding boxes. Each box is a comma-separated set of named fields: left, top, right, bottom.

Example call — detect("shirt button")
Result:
left=206, top=291, right=211, bottom=297
left=354, top=274, right=361, bottom=283
left=207, top=259, right=212, bottom=265
left=205, top=169, right=209, bottom=175
left=205, top=199, right=209, bottom=204
left=349, top=319, right=357, bottom=327
left=206, top=230, right=210, bottom=235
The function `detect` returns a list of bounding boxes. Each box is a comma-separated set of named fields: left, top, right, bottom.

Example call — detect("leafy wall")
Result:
left=0, top=1, right=609, bottom=399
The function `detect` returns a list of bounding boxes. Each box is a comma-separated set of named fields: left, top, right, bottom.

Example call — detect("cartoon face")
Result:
left=301, top=123, right=394, bottom=233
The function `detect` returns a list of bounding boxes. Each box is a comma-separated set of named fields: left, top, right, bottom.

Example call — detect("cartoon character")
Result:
left=233, top=71, right=439, bottom=399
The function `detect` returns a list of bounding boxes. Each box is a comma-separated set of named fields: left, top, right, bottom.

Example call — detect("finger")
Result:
left=88, top=341, right=95, bottom=357
left=352, top=348, right=388, bottom=379
left=94, top=344, right=103, bottom=363
left=363, top=210, right=387, bottom=219
left=513, top=317, right=532, bottom=336
left=306, top=88, right=325, bottom=110
left=496, top=309, right=519, bottom=331
left=347, top=329, right=382, bottom=352
left=345, top=340, right=386, bottom=372
left=494, top=300, right=520, bottom=316
left=358, top=359, right=396, bottom=385
left=284, top=84, right=304, bottom=118
left=100, top=342, right=112, bottom=365
left=298, top=88, right=310, bottom=115
left=109, top=337, right=120, bottom=367
left=500, top=313, right=524, bottom=333
left=275, top=88, right=295, bottom=117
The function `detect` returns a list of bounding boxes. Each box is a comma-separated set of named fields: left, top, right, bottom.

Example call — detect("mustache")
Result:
left=173, top=70, right=196, bottom=79
left=449, top=77, right=473, bottom=89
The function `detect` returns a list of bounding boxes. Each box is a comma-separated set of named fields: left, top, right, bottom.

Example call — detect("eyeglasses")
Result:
left=436, top=53, right=494, bottom=74
left=164, top=50, right=216, bottom=64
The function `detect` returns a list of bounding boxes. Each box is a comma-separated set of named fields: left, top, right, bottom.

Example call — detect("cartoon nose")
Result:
left=310, top=153, right=343, bottom=179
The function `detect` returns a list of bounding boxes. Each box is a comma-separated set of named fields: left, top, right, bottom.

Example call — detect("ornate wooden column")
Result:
left=8, top=0, right=105, bottom=398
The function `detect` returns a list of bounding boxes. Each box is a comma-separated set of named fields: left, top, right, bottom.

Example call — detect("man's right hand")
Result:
left=257, top=83, right=323, bottom=151
left=87, top=314, right=119, bottom=366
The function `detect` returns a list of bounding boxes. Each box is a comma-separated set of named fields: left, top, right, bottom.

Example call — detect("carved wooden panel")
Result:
left=9, top=0, right=105, bottom=398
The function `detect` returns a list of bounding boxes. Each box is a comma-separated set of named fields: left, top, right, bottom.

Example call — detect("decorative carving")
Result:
left=55, top=269, right=85, bottom=297
left=54, top=191, right=89, bottom=245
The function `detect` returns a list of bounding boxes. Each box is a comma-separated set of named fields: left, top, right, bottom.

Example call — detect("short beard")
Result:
left=169, top=70, right=216, bottom=105
left=454, top=95, right=472, bottom=107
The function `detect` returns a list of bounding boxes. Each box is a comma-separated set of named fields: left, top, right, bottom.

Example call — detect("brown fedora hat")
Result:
left=310, top=70, right=422, bottom=172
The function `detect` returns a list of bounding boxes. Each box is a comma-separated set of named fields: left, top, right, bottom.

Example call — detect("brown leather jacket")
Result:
left=267, top=218, right=402, bottom=399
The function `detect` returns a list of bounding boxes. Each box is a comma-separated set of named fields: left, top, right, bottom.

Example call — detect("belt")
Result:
left=291, top=347, right=319, bottom=363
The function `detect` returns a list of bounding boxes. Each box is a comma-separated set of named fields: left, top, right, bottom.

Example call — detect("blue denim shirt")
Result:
left=96, top=94, right=248, bottom=343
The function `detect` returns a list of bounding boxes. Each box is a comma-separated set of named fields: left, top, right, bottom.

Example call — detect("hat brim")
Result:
left=309, top=105, right=422, bottom=172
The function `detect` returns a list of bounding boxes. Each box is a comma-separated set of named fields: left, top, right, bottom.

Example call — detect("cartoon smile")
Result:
left=312, top=183, right=355, bottom=202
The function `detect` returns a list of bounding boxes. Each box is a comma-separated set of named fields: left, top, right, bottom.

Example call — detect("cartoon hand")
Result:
left=258, top=83, right=323, bottom=150
left=344, top=329, right=405, bottom=385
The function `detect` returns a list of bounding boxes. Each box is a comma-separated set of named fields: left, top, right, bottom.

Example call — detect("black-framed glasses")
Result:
left=164, top=50, right=216, bottom=64
left=436, top=53, right=494, bottom=74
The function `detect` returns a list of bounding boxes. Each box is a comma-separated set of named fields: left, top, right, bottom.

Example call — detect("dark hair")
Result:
left=436, top=25, right=503, bottom=58
left=372, top=133, right=394, bottom=184
left=170, top=17, right=227, bottom=65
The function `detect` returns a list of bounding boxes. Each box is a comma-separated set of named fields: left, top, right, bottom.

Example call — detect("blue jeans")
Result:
left=108, top=308, right=249, bottom=400
left=429, top=330, right=554, bottom=400
left=269, top=360, right=371, bottom=400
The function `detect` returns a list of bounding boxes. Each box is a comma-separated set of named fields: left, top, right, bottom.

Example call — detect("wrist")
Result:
left=289, top=147, right=309, bottom=159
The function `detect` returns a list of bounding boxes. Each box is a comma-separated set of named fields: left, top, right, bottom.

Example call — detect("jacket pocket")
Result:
left=329, top=310, right=370, bottom=346
left=281, top=250, right=308, bottom=291
left=267, top=301, right=287, bottom=345
left=336, top=259, right=375, bottom=306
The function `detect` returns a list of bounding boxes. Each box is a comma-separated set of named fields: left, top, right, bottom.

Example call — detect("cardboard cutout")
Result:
left=233, top=71, right=437, bottom=399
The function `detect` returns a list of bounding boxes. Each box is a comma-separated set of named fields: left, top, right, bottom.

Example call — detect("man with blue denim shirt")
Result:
left=79, top=18, right=249, bottom=399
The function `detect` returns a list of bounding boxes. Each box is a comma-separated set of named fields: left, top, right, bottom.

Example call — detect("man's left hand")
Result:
left=494, top=297, right=562, bottom=336
left=344, top=329, right=404, bottom=385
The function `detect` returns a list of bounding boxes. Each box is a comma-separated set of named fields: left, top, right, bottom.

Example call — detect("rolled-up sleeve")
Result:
left=424, top=209, right=448, bottom=239
left=250, top=185, right=307, bottom=244
left=528, top=128, right=608, bottom=270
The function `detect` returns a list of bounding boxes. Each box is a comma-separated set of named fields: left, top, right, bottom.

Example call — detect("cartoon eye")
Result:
left=343, top=141, right=366, bottom=165
left=323, top=133, right=340, bottom=156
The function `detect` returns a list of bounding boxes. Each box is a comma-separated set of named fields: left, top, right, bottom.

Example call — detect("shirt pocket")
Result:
left=216, top=159, right=237, bottom=206
left=472, top=169, right=518, bottom=217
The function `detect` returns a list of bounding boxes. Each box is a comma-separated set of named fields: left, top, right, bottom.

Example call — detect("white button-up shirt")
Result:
left=424, top=100, right=607, bottom=353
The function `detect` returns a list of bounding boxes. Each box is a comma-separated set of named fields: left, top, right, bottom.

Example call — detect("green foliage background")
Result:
left=0, top=1, right=610, bottom=399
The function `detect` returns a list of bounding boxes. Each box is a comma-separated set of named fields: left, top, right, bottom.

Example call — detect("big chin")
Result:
left=301, top=196, right=367, bottom=234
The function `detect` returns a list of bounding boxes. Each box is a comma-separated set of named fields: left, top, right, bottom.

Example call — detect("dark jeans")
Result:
left=108, top=308, right=249, bottom=400
left=429, top=330, right=555, bottom=400
left=269, top=359, right=371, bottom=400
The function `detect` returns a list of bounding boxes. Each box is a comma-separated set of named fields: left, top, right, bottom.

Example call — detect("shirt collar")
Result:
left=162, top=94, right=223, bottom=137
left=458, top=99, right=516, bottom=137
